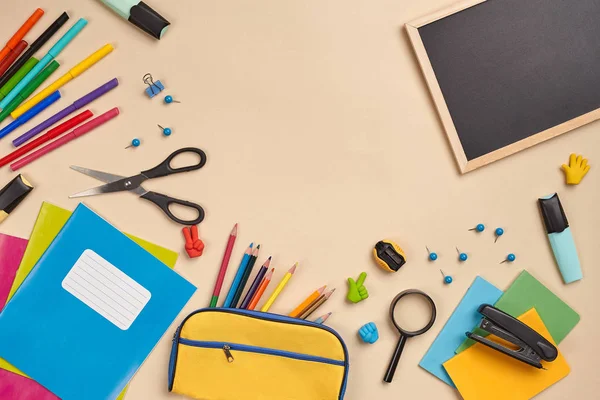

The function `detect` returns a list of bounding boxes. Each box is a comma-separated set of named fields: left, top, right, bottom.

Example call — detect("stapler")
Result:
left=466, top=304, right=558, bottom=368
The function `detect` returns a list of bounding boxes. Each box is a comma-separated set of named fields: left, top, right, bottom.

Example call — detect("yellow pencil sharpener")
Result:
left=373, top=240, right=406, bottom=273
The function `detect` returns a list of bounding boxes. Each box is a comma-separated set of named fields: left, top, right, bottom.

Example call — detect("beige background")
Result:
left=1, top=0, right=599, bottom=399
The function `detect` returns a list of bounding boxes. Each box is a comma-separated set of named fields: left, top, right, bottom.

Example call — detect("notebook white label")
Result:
left=62, top=249, right=151, bottom=330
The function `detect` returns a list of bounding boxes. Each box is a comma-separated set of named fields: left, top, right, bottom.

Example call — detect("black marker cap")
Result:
left=129, top=1, right=170, bottom=40
left=538, top=193, right=569, bottom=234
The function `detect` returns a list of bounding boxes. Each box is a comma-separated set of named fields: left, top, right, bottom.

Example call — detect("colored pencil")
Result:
left=240, top=257, right=271, bottom=309
left=209, top=223, right=238, bottom=307
left=222, top=243, right=253, bottom=308
left=231, top=244, right=259, bottom=307
left=12, top=44, right=114, bottom=118
left=247, top=268, right=274, bottom=310
left=0, top=40, right=27, bottom=79
left=299, top=289, right=335, bottom=320
left=260, top=262, right=297, bottom=312
left=0, top=8, right=44, bottom=63
left=10, top=107, right=119, bottom=171
left=13, top=78, right=118, bottom=146
left=0, top=57, right=38, bottom=102
left=0, top=110, right=93, bottom=168
left=0, top=60, right=59, bottom=124
left=0, top=18, right=87, bottom=110
left=289, top=285, right=326, bottom=318
left=313, top=312, right=332, bottom=325
left=0, top=12, right=69, bottom=90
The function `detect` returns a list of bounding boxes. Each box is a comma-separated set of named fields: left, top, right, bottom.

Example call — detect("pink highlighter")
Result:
left=11, top=107, right=119, bottom=171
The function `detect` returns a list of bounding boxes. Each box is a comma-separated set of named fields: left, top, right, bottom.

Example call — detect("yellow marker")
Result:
left=261, top=263, right=297, bottom=312
left=11, top=44, right=114, bottom=118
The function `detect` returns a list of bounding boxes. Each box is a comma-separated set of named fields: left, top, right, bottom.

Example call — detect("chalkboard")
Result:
left=406, top=0, right=600, bottom=173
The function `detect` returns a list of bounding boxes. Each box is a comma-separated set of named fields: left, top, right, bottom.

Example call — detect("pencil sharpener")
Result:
left=373, top=240, right=406, bottom=273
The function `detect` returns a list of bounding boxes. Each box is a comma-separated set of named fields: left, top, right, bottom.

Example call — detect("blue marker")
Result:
left=0, top=91, right=61, bottom=139
left=539, top=194, right=582, bottom=284
left=222, top=243, right=254, bottom=308
left=0, top=19, right=87, bottom=109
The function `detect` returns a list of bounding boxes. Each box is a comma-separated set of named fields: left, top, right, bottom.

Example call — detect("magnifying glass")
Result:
left=383, top=289, right=437, bottom=383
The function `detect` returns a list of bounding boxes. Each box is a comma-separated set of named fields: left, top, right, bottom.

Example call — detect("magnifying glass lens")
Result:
left=393, top=294, right=435, bottom=332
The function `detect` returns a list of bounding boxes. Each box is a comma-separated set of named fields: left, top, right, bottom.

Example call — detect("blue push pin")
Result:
left=495, top=227, right=504, bottom=243
left=501, top=253, right=516, bottom=264
left=158, top=124, right=172, bottom=136
left=125, top=138, right=141, bottom=149
left=469, top=223, right=485, bottom=233
left=440, top=270, right=453, bottom=284
left=456, top=247, right=468, bottom=262
left=164, top=95, right=181, bottom=104
left=426, top=246, right=438, bottom=261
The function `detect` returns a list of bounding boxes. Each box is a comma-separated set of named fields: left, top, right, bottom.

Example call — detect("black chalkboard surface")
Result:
left=407, top=0, right=600, bottom=172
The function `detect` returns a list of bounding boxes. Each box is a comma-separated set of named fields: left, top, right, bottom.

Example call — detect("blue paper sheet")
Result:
left=419, top=276, right=503, bottom=387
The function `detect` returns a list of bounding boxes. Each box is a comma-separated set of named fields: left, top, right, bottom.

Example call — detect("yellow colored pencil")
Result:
left=289, top=285, right=326, bottom=318
left=11, top=44, right=114, bottom=118
left=261, top=262, right=297, bottom=312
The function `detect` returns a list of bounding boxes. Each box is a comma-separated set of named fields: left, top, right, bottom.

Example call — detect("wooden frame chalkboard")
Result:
left=406, top=0, right=600, bottom=173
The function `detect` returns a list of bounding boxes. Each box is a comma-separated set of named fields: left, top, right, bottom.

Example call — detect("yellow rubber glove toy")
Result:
left=562, top=154, right=590, bottom=185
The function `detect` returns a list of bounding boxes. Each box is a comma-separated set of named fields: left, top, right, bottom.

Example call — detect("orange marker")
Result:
left=289, top=285, right=326, bottom=318
left=247, top=268, right=274, bottom=310
left=0, top=9, right=44, bottom=62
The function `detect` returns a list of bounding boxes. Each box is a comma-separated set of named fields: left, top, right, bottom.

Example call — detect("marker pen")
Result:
left=99, top=0, right=170, bottom=39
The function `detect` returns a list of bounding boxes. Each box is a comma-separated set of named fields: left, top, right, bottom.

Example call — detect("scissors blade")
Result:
left=69, top=174, right=148, bottom=198
left=70, top=165, right=127, bottom=184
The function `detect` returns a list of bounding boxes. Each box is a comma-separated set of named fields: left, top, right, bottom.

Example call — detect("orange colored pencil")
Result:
left=0, top=9, right=44, bottom=62
left=247, top=268, right=274, bottom=310
left=289, top=285, right=326, bottom=318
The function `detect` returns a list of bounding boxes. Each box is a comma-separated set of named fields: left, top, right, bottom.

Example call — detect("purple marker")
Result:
left=12, top=78, right=119, bottom=147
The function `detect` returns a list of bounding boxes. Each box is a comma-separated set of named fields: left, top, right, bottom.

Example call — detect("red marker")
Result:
left=11, top=108, right=118, bottom=170
left=0, top=40, right=27, bottom=77
left=0, top=110, right=93, bottom=168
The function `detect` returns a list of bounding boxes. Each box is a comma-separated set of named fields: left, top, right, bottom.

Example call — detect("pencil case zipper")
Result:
left=178, top=338, right=346, bottom=366
left=169, top=308, right=349, bottom=398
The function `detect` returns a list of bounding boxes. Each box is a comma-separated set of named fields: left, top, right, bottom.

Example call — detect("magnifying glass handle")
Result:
left=384, top=335, right=407, bottom=383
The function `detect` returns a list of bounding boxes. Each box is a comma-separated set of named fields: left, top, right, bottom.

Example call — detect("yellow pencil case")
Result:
left=168, top=308, right=349, bottom=400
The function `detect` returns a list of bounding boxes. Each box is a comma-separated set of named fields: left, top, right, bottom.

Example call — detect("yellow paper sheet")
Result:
left=444, top=309, right=570, bottom=400
left=1, top=202, right=179, bottom=400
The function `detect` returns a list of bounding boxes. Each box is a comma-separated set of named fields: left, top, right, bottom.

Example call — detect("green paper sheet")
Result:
left=456, top=270, right=580, bottom=353
left=1, top=202, right=179, bottom=400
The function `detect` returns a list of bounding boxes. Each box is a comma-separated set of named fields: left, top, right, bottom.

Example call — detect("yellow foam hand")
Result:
left=562, top=154, right=590, bottom=185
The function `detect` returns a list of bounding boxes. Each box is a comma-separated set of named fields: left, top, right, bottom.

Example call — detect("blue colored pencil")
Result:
left=222, top=243, right=253, bottom=308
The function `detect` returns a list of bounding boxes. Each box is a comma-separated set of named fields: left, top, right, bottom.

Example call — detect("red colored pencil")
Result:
left=210, top=223, right=238, bottom=307
left=247, top=268, right=274, bottom=310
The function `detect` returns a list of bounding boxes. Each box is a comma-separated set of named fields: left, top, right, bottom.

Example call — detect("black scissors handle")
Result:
left=141, top=191, right=205, bottom=225
left=141, top=148, right=207, bottom=179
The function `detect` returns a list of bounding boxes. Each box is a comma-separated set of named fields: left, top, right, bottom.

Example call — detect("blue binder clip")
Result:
left=143, top=73, right=164, bottom=98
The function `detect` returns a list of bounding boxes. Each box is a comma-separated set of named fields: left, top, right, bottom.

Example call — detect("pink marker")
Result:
left=10, top=107, right=119, bottom=171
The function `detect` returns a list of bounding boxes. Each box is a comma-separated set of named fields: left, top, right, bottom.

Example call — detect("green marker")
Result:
left=0, top=60, right=60, bottom=124
left=0, top=58, right=39, bottom=102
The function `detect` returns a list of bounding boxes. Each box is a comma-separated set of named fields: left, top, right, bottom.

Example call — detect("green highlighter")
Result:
left=0, top=60, right=60, bottom=124
left=0, top=57, right=39, bottom=102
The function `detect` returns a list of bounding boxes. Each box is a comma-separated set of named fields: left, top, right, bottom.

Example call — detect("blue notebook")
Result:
left=0, top=204, right=196, bottom=400
left=418, top=276, right=503, bottom=387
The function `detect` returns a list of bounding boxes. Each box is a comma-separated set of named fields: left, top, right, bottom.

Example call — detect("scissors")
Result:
left=69, top=147, right=207, bottom=225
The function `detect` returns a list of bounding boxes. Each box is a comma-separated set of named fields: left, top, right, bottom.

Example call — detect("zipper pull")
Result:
left=223, top=345, right=234, bottom=363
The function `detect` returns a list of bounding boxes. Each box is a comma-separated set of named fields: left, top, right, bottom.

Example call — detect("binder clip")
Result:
left=143, top=73, right=164, bottom=98
left=466, top=304, right=558, bottom=369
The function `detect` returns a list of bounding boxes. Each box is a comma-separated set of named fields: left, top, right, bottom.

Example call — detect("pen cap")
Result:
left=73, top=107, right=119, bottom=137
left=0, top=174, right=33, bottom=215
left=5, top=9, right=44, bottom=50
left=538, top=193, right=569, bottom=234
left=48, top=19, right=88, bottom=58
left=0, top=58, right=39, bottom=98
left=130, top=1, right=170, bottom=39
left=73, top=78, right=119, bottom=108
left=17, top=61, right=61, bottom=102
left=70, top=44, right=114, bottom=77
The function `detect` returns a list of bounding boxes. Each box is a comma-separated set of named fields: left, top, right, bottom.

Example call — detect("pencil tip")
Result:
left=231, top=223, right=238, bottom=235
left=289, top=263, right=297, bottom=274
left=256, top=244, right=261, bottom=249
left=325, top=289, right=336, bottom=298
left=268, top=256, right=272, bottom=260
left=317, top=285, right=327, bottom=294
left=249, top=242, right=254, bottom=248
